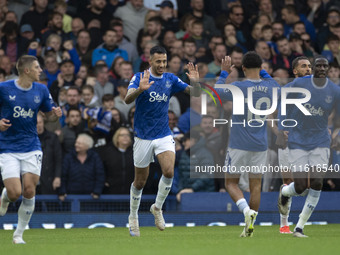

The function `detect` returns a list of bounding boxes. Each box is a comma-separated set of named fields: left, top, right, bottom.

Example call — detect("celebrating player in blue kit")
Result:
left=215, top=52, right=280, bottom=237
left=0, top=55, right=62, bottom=244
left=276, top=56, right=312, bottom=234
left=278, top=57, right=340, bottom=237
left=125, top=46, right=200, bottom=237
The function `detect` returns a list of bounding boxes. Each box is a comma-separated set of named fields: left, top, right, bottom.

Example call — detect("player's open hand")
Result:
left=186, top=62, right=199, bottom=82
left=139, top=70, right=154, bottom=91
left=0, top=118, right=11, bottom=131
left=221, top=56, right=234, bottom=73
left=52, top=107, right=62, bottom=118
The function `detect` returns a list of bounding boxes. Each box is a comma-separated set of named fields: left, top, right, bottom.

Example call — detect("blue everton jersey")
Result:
left=128, top=71, right=188, bottom=139
left=0, top=80, right=54, bottom=153
left=287, top=76, right=340, bottom=150
left=216, top=79, right=280, bottom=151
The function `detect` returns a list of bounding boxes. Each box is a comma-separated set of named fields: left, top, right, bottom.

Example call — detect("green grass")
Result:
left=0, top=225, right=339, bottom=255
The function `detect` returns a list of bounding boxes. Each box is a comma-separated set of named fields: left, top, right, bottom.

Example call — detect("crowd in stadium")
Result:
left=0, top=0, right=340, bottom=199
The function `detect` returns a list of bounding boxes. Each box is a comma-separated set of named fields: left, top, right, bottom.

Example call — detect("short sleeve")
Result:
left=39, top=85, right=54, bottom=112
left=171, top=74, right=188, bottom=95
left=128, top=74, right=140, bottom=90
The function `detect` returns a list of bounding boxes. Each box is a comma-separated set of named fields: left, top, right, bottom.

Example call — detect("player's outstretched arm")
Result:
left=184, top=62, right=201, bottom=97
left=45, top=106, right=62, bottom=122
left=125, top=70, right=154, bottom=104
left=0, top=118, right=12, bottom=131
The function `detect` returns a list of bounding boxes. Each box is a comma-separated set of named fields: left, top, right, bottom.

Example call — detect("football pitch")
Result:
left=1, top=225, right=339, bottom=255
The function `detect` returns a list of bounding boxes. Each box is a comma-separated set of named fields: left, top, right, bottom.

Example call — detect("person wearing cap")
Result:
left=114, top=79, right=135, bottom=120
left=20, top=24, right=35, bottom=41
left=158, top=0, right=179, bottom=32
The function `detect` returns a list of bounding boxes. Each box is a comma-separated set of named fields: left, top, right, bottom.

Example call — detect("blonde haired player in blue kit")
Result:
left=125, top=46, right=201, bottom=237
left=0, top=55, right=62, bottom=244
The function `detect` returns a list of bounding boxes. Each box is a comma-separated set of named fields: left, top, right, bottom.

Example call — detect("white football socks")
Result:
left=236, top=198, right=250, bottom=216
left=14, top=197, right=35, bottom=238
left=296, top=188, right=321, bottom=230
left=155, top=175, right=173, bottom=209
left=129, top=183, right=143, bottom=218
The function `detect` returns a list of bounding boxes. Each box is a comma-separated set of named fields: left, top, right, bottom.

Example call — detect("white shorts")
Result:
left=225, top=148, right=267, bottom=174
left=288, top=147, right=330, bottom=172
left=0, top=150, right=42, bottom=180
left=133, top=135, right=175, bottom=168
left=278, top=148, right=290, bottom=168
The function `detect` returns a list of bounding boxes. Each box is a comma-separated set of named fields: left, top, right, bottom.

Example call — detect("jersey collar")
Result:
left=14, top=79, right=33, bottom=91
left=149, top=68, right=163, bottom=79
left=311, top=75, right=328, bottom=89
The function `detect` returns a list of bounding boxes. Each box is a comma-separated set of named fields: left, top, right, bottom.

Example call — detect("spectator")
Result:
left=0, top=55, right=17, bottom=80
left=145, top=16, right=164, bottom=43
left=133, top=40, right=158, bottom=73
left=158, top=0, right=179, bottom=32
left=182, top=37, right=197, bottom=66
left=20, top=0, right=49, bottom=39
left=41, top=11, right=68, bottom=45
left=1, top=21, right=29, bottom=65
left=328, top=62, right=340, bottom=85
left=271, top=21, right=285, bottom=42
left=97, top=127, right=134, bottom=194
left=67, top=17, right=85, bottom=45
left=59, top=133, right=105, bottom=199
left=197, top=35, right=223, bottom=64
left=162, top=30, right=177, bottom=53
left=54, top=0, right=73, bottom=33
left=60, top=87, right=86, bottom=127
left=81, top=85, right=100, bottom=109
left=208, top=43, right=227, bottom=75
left=176, top=130, right=215, bottom=202
left=258, top=0, right=277, bottom=21
left=228, top=5, right=250, bottom=50
left=305, top=0, right=327, bottom=30
left=78, top=0, right=111, bottom=33
left=293, top=21, right=306, bottom=35
left=230, top=46, right=244, bottom=78
left=42, top=54, right=60, bottom=89
left=272, top=36, right=302, bottom=75
left=316, top=7, right=340, bottom=52
left=93, top=64, right=114, bottom=103
left=37, top=113, right=62, bottom=195
left=169, top=39, right=184, bottom=59
left=75, top=29, right=93, bottom=67
left=60, top=107, right=85, bottom=155
left=322, top=34, right=340, bottom=65
left=167, top=54, right=185, bottom=81
left=50, top=59, right=77, bottom=103
left=111, top=22, right=139, bottom=63
left=86, top=94, right=114, bottom=141
left=105, top=0, right=125, bottom=15
left=300, top=32, right=316, bottom=59
left=114, top=0, right=148, bottom=46
left=281, top=4, right=316, bottom=41
left=190, top=19, right=208, bottom=58
left=223, top=23, right=246, bottom=53
left=20, top=24, right=35, bottom=41
left=255, top=40, right=272, bottom=62
left=108, top=56, right=124, bottom=85
left=190, top=0, right=219, bottom=38
left=114, top=79, right=135, bottom=121
left=178, top=96, right=201, bottom=134
left=92, top=29, right=128, bottom=67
